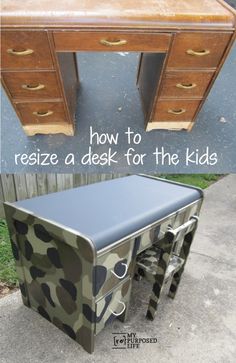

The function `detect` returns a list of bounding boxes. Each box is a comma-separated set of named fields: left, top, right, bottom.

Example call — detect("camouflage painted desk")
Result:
left=4, top=175, right=203, bottom=353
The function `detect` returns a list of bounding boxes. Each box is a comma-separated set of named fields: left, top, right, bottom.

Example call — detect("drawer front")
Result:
left=95, top=237, right=136, bottom=299
left=2, top=71, right=61, bottom=99
left=153, top=100, right=200, bottom=122
left=167, top=32, right=231, bottom=69
left=54, top=31, right=171, bottom=52
left=137, top=200, right=202, bottom=253
left=1, top=31, right=54, bottom=70
left=15, top=102, right=67, bottom=125
left=95, top=278, right=131, bottom=335
left=159, top=71, right=214, bottom=99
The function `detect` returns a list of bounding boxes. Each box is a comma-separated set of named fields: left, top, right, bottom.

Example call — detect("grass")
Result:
left=0, top=174, right=223, bottom=288
left=0, top=219, right=18, bottom=287
left=161, top=174, right=221, bottom=189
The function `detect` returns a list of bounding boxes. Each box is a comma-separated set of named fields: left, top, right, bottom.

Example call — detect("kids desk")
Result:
left=1, top=1, right=236, bottom=135
left=4, top=175, right=203, bottom=353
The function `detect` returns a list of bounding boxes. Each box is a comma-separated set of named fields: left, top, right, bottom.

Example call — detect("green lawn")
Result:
left=0, top=219, right=18, bottom=287
left=161, top=174, right=221, bottom=189
left=0, top=174, right=223, bottom=288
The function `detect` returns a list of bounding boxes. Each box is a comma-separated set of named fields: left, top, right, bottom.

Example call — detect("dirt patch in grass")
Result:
left=0, top=282, right=18, bottom=299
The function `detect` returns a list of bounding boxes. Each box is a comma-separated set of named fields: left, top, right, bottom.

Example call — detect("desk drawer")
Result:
left=15, top=102, right=67, bottom=125
left=2, top=71, right=61, bottom=99
left=53, top=31, right=171, bottom=52
left=159, top=71, right=214, bottom=99
left=94, top=238, right=136, bottom=299
left=1, top=31, right=54, bottom=70
left=137, top=201, right=201, bottom=253
left=95, top=278, right=131, bottom=335
left=167, top=32, right=231, bottom=69
left=153, top=99, right=200, bottom=122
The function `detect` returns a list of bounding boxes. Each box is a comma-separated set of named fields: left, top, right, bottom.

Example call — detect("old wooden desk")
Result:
left=1, top=0, right=235, bottom=136
left=4, top=175, right=203, bottom=353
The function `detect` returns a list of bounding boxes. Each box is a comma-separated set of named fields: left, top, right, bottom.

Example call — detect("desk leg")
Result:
left=168, top=227, right=197, bottom=299
left=146, top=232, right=175, bottom=321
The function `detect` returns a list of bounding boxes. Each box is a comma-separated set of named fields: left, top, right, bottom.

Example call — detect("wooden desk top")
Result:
left=1, top=0, right=235, bottom=30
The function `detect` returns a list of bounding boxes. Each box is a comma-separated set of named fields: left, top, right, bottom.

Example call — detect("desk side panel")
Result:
left=3, top=203, right=96, bottom=353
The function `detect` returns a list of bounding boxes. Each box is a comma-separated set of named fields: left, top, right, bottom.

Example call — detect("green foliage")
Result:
left=0, top=219, right=18, bottom=286
left=160, top=174, right=221, bottom=189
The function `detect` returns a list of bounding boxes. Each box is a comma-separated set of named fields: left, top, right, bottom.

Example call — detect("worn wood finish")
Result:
left=1, top=31, right=54, bottom=70
left=146, top=121, right=193, bottom=131
left=1, top=0, right=235, bottom=29
left=167, top=32, right=232, bottom=69
left=15, top=101, right=67, bottom=125
left=22, top=123, right=74, bottom=136
left=1, top=71, right=62, bottom=99
left=1, top=0, right=235, bottom=134
left=153, top=100, right=201, bottom=122
left=159, top=71, right=215, bottom=99
left=54, top=31, right=171, bottom=52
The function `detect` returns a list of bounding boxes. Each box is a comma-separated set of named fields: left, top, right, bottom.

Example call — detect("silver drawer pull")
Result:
left=109, top=301, right=126, bottom=316
left=111, top=263, right=128, bottom=279
left=169, top=216, right=199, bottom=235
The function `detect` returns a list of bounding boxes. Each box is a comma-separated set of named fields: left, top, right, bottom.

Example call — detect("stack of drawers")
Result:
left=94, top=237, right=136, bottom=335
left=1, top=31, right=74, bottom=136
left=147, top=32, right=232, bottom=131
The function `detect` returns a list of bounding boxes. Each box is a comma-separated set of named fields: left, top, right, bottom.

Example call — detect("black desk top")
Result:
left=14, top=175, right=202, bottom=250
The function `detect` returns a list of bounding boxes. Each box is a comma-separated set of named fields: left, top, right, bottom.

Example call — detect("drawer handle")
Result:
left=111, top=263, right=128, bottom=279
left=7, top=48, right=34, bottom=56
left=168, top=216, right=199, bottom=235
left=176, top=83, right=197, bottom=90
left=22, top=84, right=45, bottom=91
left=109, top=301, right=126, bottom=316
left=186, top=49, right=210, bottom=57
left=168, top=108, right=186, bottom=115
left=33, top=110, right=53, bottom=117
left=100, top=39, right=127, bottom=47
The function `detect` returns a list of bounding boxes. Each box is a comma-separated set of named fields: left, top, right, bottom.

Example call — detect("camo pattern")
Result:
left=137, top=200, right=201, bottom=254
left=4, top=196, right=202, bottom=352
left=4, top=203, right=140, bottom=354
left=95, top=237, right=139, bottom=299
left=144, top=231, right=175, bottom=321
left=135, top=246, right=184, bottom=283
left=95, top=278, right=132, bottom=334
left=136, top=245, right=162, bottom=275
left=135, top=216, right=199, bottom=321
left=4, top=203, right=97, bottom=353
left=168, top=224, right=198, bottom=299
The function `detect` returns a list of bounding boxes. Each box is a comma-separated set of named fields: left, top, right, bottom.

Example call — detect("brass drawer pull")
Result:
left=176, top=83, right=197, bottom=90
left=109, top=301, right=126, bottom=316
left=22, top=84, right=45, bottom=91
left=168, top=109, right=186, bottom=115
left=33, top=110, right=53, bottom=117
left=111, top=263, right=128, bottom=279
left=186, top=49, right=210, bottom=57
left=100, top=39, right=127, bottom=47
left=7, top=48, right=34, bottom=56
